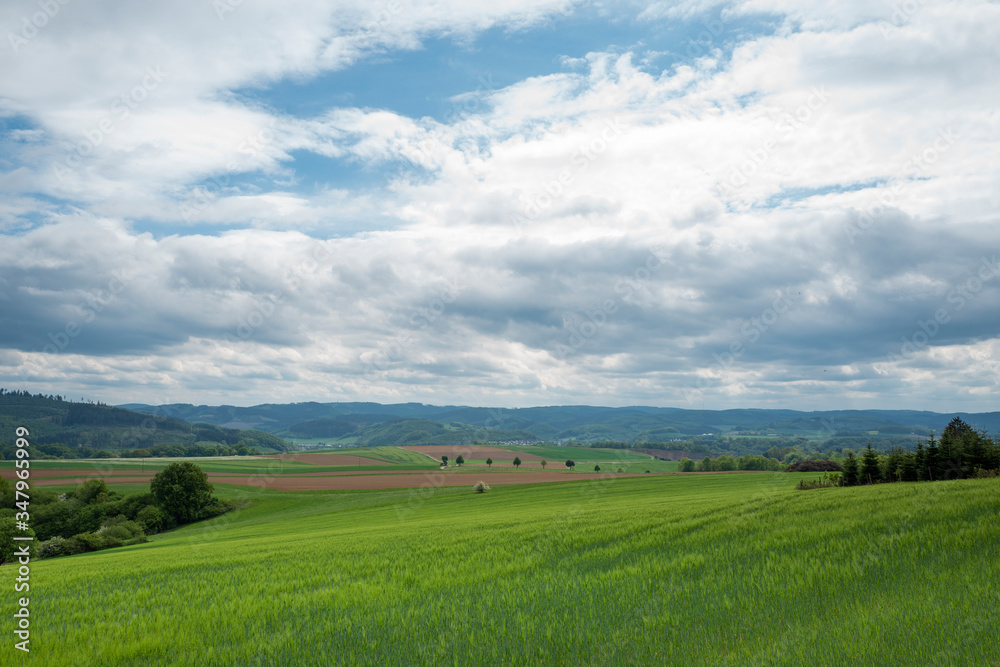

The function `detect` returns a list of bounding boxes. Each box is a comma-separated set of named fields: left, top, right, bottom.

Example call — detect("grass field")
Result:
left=4, top=471, right=998, bottom=665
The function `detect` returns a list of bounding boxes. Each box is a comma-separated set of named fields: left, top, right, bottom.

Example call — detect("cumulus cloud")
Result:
left=0, top=0, right=998, bottom=409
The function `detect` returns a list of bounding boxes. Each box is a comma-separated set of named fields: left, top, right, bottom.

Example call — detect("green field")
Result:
left=4, top=471, right=998, bottom=665
left=485, top=445, right=679, bottom=472
left=19, top=446, right=438, bottom=475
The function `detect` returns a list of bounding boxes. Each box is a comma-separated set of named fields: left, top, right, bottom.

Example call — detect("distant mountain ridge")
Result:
left=119, top=401, right=1000, bottom=445
left=0, top=390, right=294, bottom=453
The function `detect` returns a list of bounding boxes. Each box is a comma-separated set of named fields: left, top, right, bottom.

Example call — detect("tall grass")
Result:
left=4, top=474, right=998, bottom=665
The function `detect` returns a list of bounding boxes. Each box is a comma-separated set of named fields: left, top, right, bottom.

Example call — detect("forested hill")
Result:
left=0, top=389, right=295, bottom=457
left=121, top=400, right=1000, bottom=446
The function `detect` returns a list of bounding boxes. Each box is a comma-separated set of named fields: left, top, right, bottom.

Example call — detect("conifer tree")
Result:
left=884, top=448, right=903, bottom=483
left=914, top=442, right=927, bottom=481
left=842, top=451, right=859, bottom=486
left=860, top=444, right=882, bottom=485
left=899, top=452, right=918, bottom=482
left=925, top=435, right=941, bottom=481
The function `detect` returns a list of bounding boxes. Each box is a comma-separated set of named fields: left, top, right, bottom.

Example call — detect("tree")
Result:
left=942, top=416, right=973, bottom=448
left=678, top=457, right=696, bottom=473
left=860, top=444, right=882, bottom=485
left=899, top=452, right=918, bottom=482
left=883, top=448, right=903, bottom=483
left=73, top=479, right=111, bottom=505
left=594, top=464, right=601, bottom=472
left=441, top=455, right=449, bottom=467
left=486, top=457, right=492, bottom=468
left=150, top=462, right=214, bottom=524
left=540, top=459, right=547, bottom=469
left=455, top=454, right=465, bottom=466
left=842, top=451, right=859, bottom=486
left=925, top=435, right=941, bottom=481
left=565, top=460, right=575, bottom=470
left=915, top=442, right=927, bottom=481
left=0, top=476, right=13, bottom=508
left=0, top=518, right=37, bottom=565
left=513, top=457, right=522, bottom=469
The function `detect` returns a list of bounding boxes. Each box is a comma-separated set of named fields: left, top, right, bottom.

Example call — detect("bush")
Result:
left=796, top=473, right=842, bottom=490
left=0, top=518, right=37, bottom=564
left=38, top=535, right=89, bottom=558
left=196, top=498, right=234, bottom=521
left=136, top=505, right=167, bottom=533
left=38, top=536, right=70, bottom=559
left=73, top=479, right=112, bottom=505
left=785, top=460, right=844, bottom=473
left=97, top=516, right=145, bottom=543
left=473, top=481, right=490, bottom=493
left=73, top=531, right=121, bottom=552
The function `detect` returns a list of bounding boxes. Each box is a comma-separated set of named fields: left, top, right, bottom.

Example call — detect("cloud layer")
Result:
left=1, top=0, right=998, bottom=410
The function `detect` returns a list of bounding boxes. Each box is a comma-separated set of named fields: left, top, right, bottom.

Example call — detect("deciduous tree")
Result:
left=150, top=462, right=214, bottom=524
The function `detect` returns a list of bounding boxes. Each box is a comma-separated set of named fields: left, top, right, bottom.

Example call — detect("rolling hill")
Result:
left=121, top=400, right=1000, bottom=445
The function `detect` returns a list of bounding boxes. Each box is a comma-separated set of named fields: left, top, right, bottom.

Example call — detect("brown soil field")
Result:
left=458, top=460, right=580, bottom=470
left=403, top=444, right=545, bottom=462
left=263, top=453, right=389, bottom=465
left=1, top=469, right=157, bottom=480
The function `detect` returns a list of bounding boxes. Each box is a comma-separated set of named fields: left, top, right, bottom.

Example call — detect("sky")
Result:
left=0, top=0, right=998, bottom=411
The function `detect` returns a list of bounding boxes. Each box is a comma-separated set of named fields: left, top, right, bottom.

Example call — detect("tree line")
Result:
left=0, top=441, right=263, bottom=461
left=678, top=454, right=785, bottom=472
left=0, top=463, right=230, bottom=563
left=838, top=418, right=999, bottom=486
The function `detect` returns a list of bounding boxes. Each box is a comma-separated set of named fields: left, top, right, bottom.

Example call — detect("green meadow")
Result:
left=4, top=472, right=998, bottom=665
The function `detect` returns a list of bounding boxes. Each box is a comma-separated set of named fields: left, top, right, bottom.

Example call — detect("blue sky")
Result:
left=1, top=0, right=998, bottom=410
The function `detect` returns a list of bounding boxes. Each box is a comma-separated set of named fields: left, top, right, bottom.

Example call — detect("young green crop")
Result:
left=3, top=474, right=998, bottom=665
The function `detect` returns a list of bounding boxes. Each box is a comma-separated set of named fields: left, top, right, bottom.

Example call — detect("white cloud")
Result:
left=1, top=0, right=999, bottom=409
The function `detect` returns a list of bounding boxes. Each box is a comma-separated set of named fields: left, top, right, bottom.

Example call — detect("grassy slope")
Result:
left=5, top=474, right=999, bottom=665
